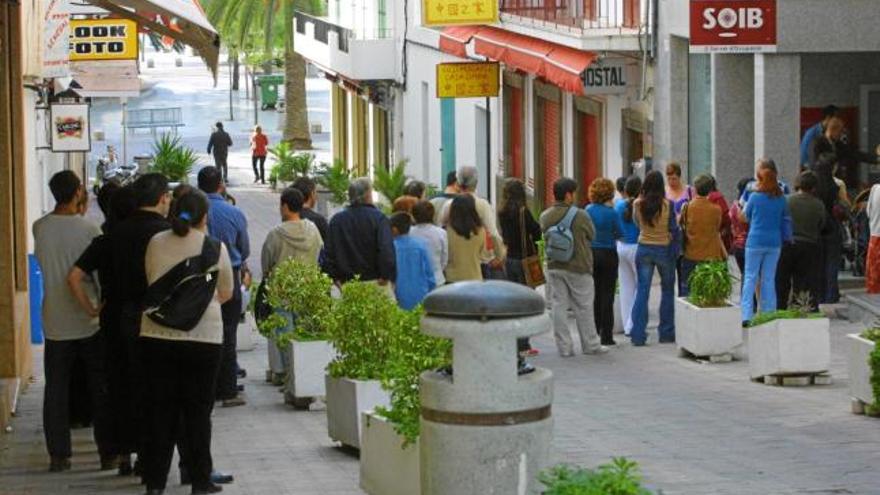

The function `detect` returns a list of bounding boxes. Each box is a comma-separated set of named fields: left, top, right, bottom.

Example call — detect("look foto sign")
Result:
left=689, top=0, right=776, bottom=53
left=423, top=0, right=498, bottom=26
left=436, top=62, right=499, bottom=98
left=70, top=18, right=138, bottom=61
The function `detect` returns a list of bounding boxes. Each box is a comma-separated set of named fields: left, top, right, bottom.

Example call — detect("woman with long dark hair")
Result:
left=140, top=190, right=233, bottom=495
left=445, top=194, right=490, bottom=283
left=615, top=175, right=641, bottom=337
left=630, top=170, right=678, bottom=346
left=586, top=178, right=622, bottom=345
left=740, top=159, right=791, bottom=325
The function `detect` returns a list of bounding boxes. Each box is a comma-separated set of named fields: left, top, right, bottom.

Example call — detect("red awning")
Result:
left=440, top=26, right=597, bottom=95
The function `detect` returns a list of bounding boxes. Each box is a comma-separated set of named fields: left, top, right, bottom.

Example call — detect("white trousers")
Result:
left=616, top=242, right=638, bottom=335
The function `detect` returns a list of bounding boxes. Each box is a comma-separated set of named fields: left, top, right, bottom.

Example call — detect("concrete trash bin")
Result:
left=419, top=280, right=553, bottom=495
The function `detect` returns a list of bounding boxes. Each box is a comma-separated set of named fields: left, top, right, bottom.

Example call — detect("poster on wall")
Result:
left=42, top=0, right=71, bottom=78
left=689, top=0, right=777, bottom=53
left=50, top=103, right=91, bottom=152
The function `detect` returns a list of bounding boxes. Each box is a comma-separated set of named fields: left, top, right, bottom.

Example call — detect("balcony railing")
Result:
left=294, top=11, right=391, bottom=56
left=500, top=0, right=645, bottom=31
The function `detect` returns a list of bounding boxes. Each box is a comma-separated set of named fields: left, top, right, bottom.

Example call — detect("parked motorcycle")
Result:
left=93, top=146, right=139, bottom=193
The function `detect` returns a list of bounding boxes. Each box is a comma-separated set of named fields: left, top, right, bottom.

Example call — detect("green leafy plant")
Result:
left=269, top=141, right=314, bottom=182
left=373, top=159, right=408, bottom=204
left=862, top=327, right=880, bottom=413
left=316, top=159, right=352, bottom=205
left=375, top=306, right=452, bottom=447
left=538, top=458, right=653, bottom=495
left=326, top=281, right=400, bottom=380
left=150, top=133, right=199, bottom=182
left=257, top=259, right=334, bottom=344
left=748, top=292, right=823, bottom=327
left=687, top=261, right=732, bottom=308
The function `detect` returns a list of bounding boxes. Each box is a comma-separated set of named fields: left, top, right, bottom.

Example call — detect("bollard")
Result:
left=420, top=280, right=552, bottom=495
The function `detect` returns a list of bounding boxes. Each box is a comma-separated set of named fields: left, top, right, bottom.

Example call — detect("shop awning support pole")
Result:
left=485, top=96, right=491, bottom=204
left=121, top=97, right=128, bottom=165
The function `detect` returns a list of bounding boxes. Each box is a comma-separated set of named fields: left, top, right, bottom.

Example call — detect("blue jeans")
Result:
left=742, top=246, right=781, bottom=322
left=630, top=244, right=676, bottom=345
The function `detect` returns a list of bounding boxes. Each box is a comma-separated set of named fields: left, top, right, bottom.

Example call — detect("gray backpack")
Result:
left=544, top=207, right=579, bottom=263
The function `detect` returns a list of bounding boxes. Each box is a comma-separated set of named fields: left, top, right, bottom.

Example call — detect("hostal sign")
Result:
left=69, top=18, right=139, bottom=61
left=582, top=59, right=631, bottom=95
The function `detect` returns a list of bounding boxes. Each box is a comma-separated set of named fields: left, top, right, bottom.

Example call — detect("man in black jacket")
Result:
left=322, top=177, right=396, bottom=290
left=207, top=122, right=233, bottom=183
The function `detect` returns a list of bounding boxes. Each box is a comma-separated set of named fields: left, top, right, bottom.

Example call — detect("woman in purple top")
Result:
left=665, top=162, right=691, bottom=215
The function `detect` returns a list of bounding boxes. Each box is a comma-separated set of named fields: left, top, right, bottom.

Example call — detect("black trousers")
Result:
left=251, top=155, right=266, bottom=182
left=140, top=338, right=222, bottom=491
left=117, top=303, right=147, bottom=460
left=505, top=257, right=531, bottom=353
left=43, top=334, right=112, bottom=459
left=217, top=269, right=242, bottom=401
left=776, top=241, right=822, bottom=311
left=213, top=155, right=228, bottom=183
left=592, top=248, right=619, bottom=345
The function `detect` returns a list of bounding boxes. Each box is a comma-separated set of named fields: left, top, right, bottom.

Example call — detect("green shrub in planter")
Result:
left=375, top=306, right=451, bottom=446
left=687, top=261, right=732, bottom=308
left=257, top=259, right=334, bottom=346
left=326, top=281, right=401, bottom=380
left=748, top=291, right=822, bottom=327
left=862, top=327, right=880, bottom=411
left=373, top=160, right=408, bottom=204
left=150, top=133, right=199, bottom=182
left=316, top=159, right=352, bottom=206
left=538, top=458, right=652, bottom=495
left=269, top=142, right=315, bottom=182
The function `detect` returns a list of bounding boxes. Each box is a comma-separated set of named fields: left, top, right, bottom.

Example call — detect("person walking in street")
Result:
left=261, top=187, right=323, bottom=275
left=322, top=177, right=396, bottom=294
left=776, top=171, right=827, bottom=310
left=630, top=170, right=679, bottom=346
left=291, top=177, right=329, bottom=242
left=586, top=178, right=623, bottom=346
left=207, top=122, right=233, bottom=183
left=390, top=212, right=436, bottom=310
left=445, top=195, right=491, bottom=283
left=250, top=126, right=268, bottom=184
left=741, top=159, right=792, bottom=326
left=540, top=177, right=608, bottom=357
left=198, top=166, right=250, bottom=407
left=866, top=181, right=880, bottom=293
left=430, top=171, right=459, bottom=225
left=33, top=171, right=113, bottom=473
left=615, top=176, right=641, bottom=337
left=410, top=201, right=448, bottom=287
left=140, top=189, right=234, bottom=495
left=678, top=174, right=727, bottom=296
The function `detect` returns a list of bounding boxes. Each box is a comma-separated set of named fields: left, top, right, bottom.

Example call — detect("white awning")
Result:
left=67, top=60, right=142, bottom=98
left=85, top=0, right=220, bottom=79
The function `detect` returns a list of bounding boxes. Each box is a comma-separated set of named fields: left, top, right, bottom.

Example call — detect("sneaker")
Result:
left=221, top=396, right=246, bottom=408
left=517, top=362, right=536, bottom=375
left=559, top=350, right=575, bottom=358
left=211, top=471, right=234, bottom=484
left=584, top=346, right=610, bottom=355
left=48, top=457, right=71, bottom=472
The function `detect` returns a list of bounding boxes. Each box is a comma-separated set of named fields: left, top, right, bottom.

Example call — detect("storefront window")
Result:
left=533, top=81, right=562, bottom=207
left=689, top=53, right=713, bottom=179
left=574, top=96, right=602, bottom=205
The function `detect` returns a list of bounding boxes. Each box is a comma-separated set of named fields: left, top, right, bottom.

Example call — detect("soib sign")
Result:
left=689, top=0, right=776, bottom=53
left=70, top=19, right=138, bottom=61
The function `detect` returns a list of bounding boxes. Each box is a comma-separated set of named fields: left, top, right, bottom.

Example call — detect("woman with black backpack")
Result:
left=139, top=189, right=233, bottom=495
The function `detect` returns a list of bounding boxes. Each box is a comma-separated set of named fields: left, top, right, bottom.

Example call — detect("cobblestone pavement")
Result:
left=3, top=192, right=880, bottom=495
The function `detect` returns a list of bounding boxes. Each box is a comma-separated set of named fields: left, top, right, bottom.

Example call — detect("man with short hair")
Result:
left=292, top=176, right=329, bottom=242
left=540, top=177, right=608, bottom=357
left=262, top=187, right=323, bottom=276
left=322, top=177, right=396, bottom=289
left=390, top=212, right=436, bottom=310
left=440, top=166, right=505, bottom=273
left=198, top=166, right=250, bottom=407
left=34, top=171, right=112, bottom=472
left=430, top=170, right=458, bottom=225
left=800, top=105, right=839, bottom=168
left=207, top=122, right=233, bottom=183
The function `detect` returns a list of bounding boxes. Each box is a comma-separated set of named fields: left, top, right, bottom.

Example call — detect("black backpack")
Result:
left=143, top=237, right=222, bottom=331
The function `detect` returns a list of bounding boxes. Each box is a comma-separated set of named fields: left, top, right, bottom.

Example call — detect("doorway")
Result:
left=860, top=84, right=880, bottom=185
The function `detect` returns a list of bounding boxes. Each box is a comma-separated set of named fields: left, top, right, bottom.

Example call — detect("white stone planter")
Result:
left=613, top=297, right=623, bottom=334
left=284, top=339, right=336, bottom=404
left=360, top=412, right=420, bottom=495
left=748, top=318, right=831, bottom=379
left=267, top=339, right=285, bottom=375
left=326, top=376, right=390, bottom=449
left=847, top=334, right=876, bottom=409
left=675, top=298, right=742, bottom=359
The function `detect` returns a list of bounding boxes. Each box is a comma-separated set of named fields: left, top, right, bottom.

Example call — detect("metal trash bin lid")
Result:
left=423, top=280, right=545, bottom=319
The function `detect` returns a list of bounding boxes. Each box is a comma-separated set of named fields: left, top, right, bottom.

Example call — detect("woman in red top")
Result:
left=250, top=126, right=269, bottom=184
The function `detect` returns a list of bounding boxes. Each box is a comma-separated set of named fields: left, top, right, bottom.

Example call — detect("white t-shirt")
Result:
left=867, top=184, right=880, bottom=237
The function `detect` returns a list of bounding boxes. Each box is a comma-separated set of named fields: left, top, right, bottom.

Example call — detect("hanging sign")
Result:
left=42, top=0, right=71, bottom=78
left=69, top=18, right=139, bottom=61
left=50, top=103, right=91, bottom=152
left=436, top=62, right=500, bottom=98
left=582, top=59, right=633, bottom=95
left=690, top=0, right=777, bottom=53
left=423, top=0, right=498, bottom=26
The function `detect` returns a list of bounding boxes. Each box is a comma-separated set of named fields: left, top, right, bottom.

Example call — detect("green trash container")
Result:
left=257, top=75, right=284, bottom=110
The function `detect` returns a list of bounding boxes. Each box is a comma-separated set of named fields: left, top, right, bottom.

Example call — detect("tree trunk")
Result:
left=232, top=53, right=240, bottom=91
left=283, top=0, right=311, bottom=149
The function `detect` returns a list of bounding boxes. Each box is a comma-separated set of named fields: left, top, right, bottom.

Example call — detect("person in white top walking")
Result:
left=865, top=183, right=880, bottom=293
left=410, top=200, right=448, bottom=286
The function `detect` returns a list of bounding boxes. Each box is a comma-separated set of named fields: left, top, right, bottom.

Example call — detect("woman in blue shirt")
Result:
left=741, top=159, right=792, bottom=325
left=586, top=178, right=623, bottom=346
left=614, top=175, right=641, bottom=337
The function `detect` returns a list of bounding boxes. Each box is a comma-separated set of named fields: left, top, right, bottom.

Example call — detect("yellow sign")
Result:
left=437, top=62, right=500, bottom=99
left=70, top=19, right=138, bottom=61
left=423, top=0, right=499, bottom=26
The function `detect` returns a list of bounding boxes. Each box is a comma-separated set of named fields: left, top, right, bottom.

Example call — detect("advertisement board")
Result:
left=42, top=0, right=71, bottom=77
left=69, top=18, right=139, bottom=61
left=50, top=103, right=91, bottom=152
left=689, top=0, right=777, bottom=53
left=423, top=0, right=498, bottom=26
left=436, top=62, right=500, bottom=99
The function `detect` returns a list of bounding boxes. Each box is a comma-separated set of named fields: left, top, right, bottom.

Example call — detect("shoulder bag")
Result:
left=520, top=208, right=545, bottom=288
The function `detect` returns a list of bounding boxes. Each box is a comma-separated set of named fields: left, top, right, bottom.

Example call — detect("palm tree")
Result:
left=282, top=0, right=317, bottom=149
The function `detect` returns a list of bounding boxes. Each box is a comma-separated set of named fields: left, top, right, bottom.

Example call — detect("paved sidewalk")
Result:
left=2, top=189, right=879, bottom=495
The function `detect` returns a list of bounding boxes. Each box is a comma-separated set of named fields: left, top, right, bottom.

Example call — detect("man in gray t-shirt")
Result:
left=32, top=171, right=111, bottom=471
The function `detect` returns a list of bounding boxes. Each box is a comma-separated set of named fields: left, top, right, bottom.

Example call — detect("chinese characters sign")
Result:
left=70, top=18, right=139, bottom=61
left=423, top=0, right=498, bottom=26
left=436, top=62, right=499, bottom=98
left=50, top=103, right=91, bottom=152
left=690, top=0, right=777, bottom=53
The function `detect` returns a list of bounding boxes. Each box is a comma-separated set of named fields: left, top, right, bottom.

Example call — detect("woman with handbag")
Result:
left=586, top=178, right=623, bottom=346
left=139, top=190, right=234, bottom=495
left=498, top=178, right=543, bottom=357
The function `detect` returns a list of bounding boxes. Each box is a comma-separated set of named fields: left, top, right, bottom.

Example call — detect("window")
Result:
left=574, top=96, right=602, bottom=204
left=503, top=72, right=525, bottom=179
left=533, top=81, right=562, bottom=207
